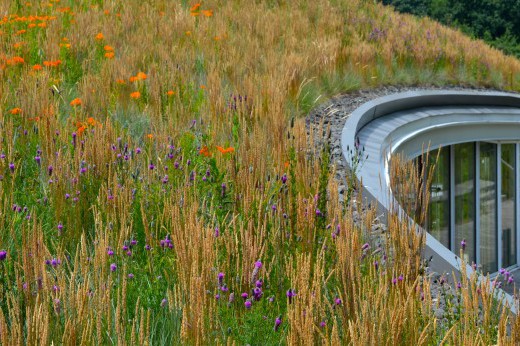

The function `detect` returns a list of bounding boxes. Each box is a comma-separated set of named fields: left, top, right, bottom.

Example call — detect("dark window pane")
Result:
left=479, top=142, right=497, bottom=274
left=502, top=144, right=516, bottom=268
left=427, top=147, right=450, bottom=248
left=455, top=143, right=475, bottom=264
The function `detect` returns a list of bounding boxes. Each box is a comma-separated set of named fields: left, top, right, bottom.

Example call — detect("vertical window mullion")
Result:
left=497, top=143, right=503, bottom=270
left=450, top=145, right=455, bottom=251
left=476, top=142, right=481, bottom=265
left=516, top=142, right=520, bottom=267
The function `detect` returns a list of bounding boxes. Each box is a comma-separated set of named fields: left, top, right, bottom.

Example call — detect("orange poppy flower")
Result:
left=7, top=56, right=25, bottom=65
left=166, top=90, right=175, bottom=96
left=201, top=10, right=213, bottom=17
left=10, top=108, right=22, bottom=115
left=16, top=29, right=26, bottom=35
left=190, top=12, right=200, bottom=17
left=77, top=125, right=86, bottom=135
left=33, top=64, right=43, bottom=71
left=43, top=60, right=62, bottom=67
left=190, top=3, right=201, bottom=12
left=136, top=71, right=147, bottom=80
left=70, top=98, right=82, bottom=106
left=28, top=23, right=36, bottom=28
left=37, top=22, right=47, bottom=28
left=116, top=79, right=125, bottom=84
left=216, top=146, right=235, bottom=154
left=95, top=32, right=104, bottom=40
left=199, top=146, right=211, bottom=157
left=87, top=117, right=96, bottom=125
left=146, top=133, right=153, bottom=139
left=104, top=45, right=114, bottom=51
left=130, top=91, right=141, bottom=99
left=105, top=52, right=115, bottom=59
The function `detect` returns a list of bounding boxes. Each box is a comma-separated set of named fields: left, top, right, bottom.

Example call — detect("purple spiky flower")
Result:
left=274, top=316, right=282, bottom=331
left=286, top=289, right=296, bottom=304
left=110, top=263, right=117, bottom=272
left=0, top=250, right=7, bottom=261
left=244, top=300, right=252, bottom=309
left=253, top=287, right=263, bottom=301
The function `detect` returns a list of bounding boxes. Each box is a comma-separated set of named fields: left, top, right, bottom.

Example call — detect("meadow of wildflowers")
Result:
left=1, top=0, right=520, bottom=344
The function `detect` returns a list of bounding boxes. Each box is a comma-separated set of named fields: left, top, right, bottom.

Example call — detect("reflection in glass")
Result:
left=502, top=144, right=516, bottom=268
left=455, top=143, right=475, bottom=264
left=479, top=142, right=497, bottom=273
left=427, top=148, right=450, bottom=248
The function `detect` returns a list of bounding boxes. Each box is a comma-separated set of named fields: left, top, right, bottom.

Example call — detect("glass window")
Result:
left=455, top=143, right=476, bottom=264
left=427, top=147, right=450, bottom=248
left=502, top=144, right=516, bottom=268
left=479, top=142, right=497, bottom=273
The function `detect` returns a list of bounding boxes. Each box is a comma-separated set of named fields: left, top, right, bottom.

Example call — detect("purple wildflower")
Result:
left=0, top=250, right=6, bottom=261
left=244, top=300, right=252, bottom=309
left=274, top=316, right=282, bottom=331
left=461, top=239, right=466, bottom=251
left=253, top=287, right=263, bottom=301
left=161, top=298, right=168, bottom=307
left=218, top=272, right=225, bottom=285
left=251, top=260, right=262, bottom=283
left=110, top=263, right=117, bottom=272
left=128, top=273, right=134, bottom=279
left=241, top=292, right=248, bottom=300
left=286, top=289, right=296, bottom=304
left=8, top=163, right=14, bottom=173
left=281, top=173, right=287, bottom=184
